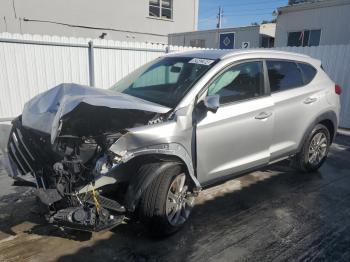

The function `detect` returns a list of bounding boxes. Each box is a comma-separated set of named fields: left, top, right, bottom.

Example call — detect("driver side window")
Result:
left=207, top=61, right=265, bottom=104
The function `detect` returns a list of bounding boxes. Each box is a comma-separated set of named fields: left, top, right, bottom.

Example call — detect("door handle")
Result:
left=303, top=97, right=317, bottom=104
left=255, top=112, right=272, bottom=120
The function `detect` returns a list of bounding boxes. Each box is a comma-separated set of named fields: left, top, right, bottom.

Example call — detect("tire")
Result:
left=138, top=163, right=194, bottom=237
left=292, top=123, right=331, bottom=173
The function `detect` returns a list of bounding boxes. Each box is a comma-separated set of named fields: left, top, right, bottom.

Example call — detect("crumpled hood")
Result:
left=21, top=83, right=170, bottom=143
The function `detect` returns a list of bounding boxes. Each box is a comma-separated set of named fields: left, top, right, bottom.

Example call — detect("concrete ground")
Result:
left=0, top=124, right=350, bottom=262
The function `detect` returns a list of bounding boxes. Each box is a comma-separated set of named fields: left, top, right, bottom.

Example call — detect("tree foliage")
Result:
left=251, top=18, right=276, bottom=26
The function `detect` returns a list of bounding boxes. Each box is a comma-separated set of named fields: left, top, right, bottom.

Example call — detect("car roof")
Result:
left=165, top=49, right=319, bottom=65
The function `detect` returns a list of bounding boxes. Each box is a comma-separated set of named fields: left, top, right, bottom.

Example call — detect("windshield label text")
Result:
left=188, top=58, right=215, bottom=66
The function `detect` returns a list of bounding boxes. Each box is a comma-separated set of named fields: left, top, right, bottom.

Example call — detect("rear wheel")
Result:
left=138, top=164, right=195, bottom=236
left=292, top=124, right=330, bottom=172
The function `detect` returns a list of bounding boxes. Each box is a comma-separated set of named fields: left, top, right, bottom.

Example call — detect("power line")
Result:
left=200, top=0, right=283, bottom=28
left=201, top=0, right=286, bottom=8
left=202, top=11, right=274, bottom=20
left=225, top=13, right=273, bottom=17
left=234, top=0, right=285, bottom=6
left=222, top=0, right=284, bottom=3
left=200, top=0, right=285, bottom=17
left=202, top=7, right=276, bottom=16
left=224, top=7, right=278, bottom=14
left=225, top=10, right=273, bottom=16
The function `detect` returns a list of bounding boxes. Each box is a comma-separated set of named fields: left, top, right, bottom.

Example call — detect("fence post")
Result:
left=88, top=41, right=95, bottom=87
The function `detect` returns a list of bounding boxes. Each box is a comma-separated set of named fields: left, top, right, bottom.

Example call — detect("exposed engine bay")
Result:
left=5, top=83, right=173, bottom=231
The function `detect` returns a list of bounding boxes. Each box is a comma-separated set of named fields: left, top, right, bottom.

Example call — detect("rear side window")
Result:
left=298, top=63, right=317, bottom=85
left=267, top=60, right=304, bottom=92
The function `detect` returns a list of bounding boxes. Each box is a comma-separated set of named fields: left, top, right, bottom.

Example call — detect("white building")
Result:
left=0, top=0, right=199, bottom=44
left=168, top=24, right=276, bottom=49
left=275, top=0, right=350, bottom=47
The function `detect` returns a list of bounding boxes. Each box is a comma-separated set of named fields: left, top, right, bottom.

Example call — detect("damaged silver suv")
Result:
left=4, top=50, right=341, bottom=236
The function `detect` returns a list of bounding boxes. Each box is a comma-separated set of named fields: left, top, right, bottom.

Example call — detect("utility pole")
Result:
left=217, top=6, right=223, bottom=29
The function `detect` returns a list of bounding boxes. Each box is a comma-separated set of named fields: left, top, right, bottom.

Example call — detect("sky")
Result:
left=199, top=0, right=288, bottom=30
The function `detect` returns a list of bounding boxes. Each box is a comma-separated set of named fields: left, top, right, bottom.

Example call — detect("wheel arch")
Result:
left=123, top=153, right=200, bottom=212
left=298, top=110, right=337, bottom=152
left=318, top=119, right=335, bottom=142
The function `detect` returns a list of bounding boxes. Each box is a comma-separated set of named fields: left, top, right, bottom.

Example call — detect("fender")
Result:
left=297, top=110, right=338, bottom=152
left=110, top=142, right=202, bottom=211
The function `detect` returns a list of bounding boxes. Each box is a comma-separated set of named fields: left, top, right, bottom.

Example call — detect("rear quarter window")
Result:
left=298, top=63, right=317, bottom=85
left=266, top=60, right=304, bottom=92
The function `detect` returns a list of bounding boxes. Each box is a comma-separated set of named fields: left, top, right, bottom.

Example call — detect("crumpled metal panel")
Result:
left=21, top=83, right=170, bottom=143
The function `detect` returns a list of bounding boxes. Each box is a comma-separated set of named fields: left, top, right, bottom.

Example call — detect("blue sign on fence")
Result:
left=219, top=32, right=235, bottom=49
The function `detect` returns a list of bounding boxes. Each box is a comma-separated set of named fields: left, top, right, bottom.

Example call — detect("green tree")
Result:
left=251, top=18, right=276, bottom=26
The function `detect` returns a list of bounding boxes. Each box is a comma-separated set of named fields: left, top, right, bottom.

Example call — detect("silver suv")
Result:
left=4, top=50, right=341, bottom=236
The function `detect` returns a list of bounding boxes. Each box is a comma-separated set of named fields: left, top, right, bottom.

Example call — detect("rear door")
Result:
left=267, top=60, right=321, bottom=160
left=196, top=60, right=274, bottom=184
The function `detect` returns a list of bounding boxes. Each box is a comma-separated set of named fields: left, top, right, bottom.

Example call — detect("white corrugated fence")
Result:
left=0, top=32, right=205, bottom=120
left=275, top=45, right=350, bottom=129
left=0, top=32, right=349, bottom=128
left=0, top=34, right=90, bottom=119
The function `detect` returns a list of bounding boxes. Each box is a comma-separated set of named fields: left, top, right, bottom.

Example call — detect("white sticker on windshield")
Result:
left=188, top=58, right=215, bottom=66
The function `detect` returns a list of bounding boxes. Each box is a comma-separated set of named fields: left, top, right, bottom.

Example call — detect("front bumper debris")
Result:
left=51, top=206, right=125, bottom=232
left=5, top=118, right=128, bottom=232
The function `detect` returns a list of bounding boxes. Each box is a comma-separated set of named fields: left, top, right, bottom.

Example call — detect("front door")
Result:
left=196, top=60, right=274, bottom=184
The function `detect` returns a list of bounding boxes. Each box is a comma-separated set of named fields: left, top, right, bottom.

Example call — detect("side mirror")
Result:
left=204, top=95, right=220, bottom=113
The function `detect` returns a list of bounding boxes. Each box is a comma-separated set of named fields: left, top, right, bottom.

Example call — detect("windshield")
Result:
left=110, top=57, right=216, bottom=108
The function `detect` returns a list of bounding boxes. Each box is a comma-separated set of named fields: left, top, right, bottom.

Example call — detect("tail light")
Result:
left=335, top=84, right=342, bottom=95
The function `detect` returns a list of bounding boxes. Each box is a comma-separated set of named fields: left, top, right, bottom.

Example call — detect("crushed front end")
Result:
left=4, top=83, right=172, bottom=232
left=6, top=117, right=127, bottom=231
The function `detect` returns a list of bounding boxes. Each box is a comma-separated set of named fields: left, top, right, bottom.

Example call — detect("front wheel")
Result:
left=292, top=124, right=331, bottom=172
left=138, top=164, right=195, bottom=236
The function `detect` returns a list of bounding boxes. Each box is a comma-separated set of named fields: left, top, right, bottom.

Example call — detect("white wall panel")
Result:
left=0, top=33, right=90, bottom=118
left=276, top=45, right=350, bottom=128
left=93, top=40, right=166, bottom=89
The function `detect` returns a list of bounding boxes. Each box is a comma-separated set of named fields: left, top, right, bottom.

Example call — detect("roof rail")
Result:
left=221, top=49, right=310, bottom=59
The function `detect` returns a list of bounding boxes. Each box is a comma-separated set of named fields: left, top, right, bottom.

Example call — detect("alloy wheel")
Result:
left=308, top=132, right=328, bottom=165
left=166, top=173, right=194, bottom=226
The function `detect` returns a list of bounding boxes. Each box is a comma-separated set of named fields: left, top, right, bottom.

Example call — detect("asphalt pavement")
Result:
left=0, top=125, right=350, bottom=262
